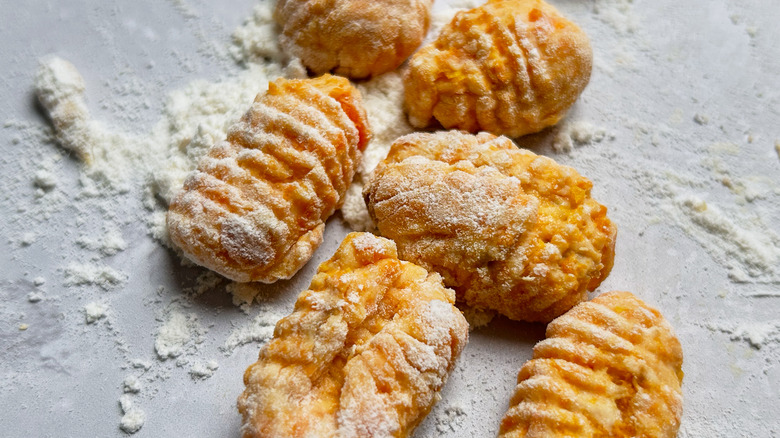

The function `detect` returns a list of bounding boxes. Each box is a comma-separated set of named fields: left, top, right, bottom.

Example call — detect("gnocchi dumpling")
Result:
left=500, top=291, right=684, bottom=438
left=405, top=0, right=592, bottom=137
left=364, top=131, right=616, bottom=322
left=167, top=75, right=371, bottom=282
left=237, top=232, right=469, bottom=438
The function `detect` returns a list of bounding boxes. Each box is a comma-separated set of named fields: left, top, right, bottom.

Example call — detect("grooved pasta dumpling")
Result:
left=237, top=232, right=469, bottom=438
left=275, top=0, right=434, bottom=79
left=364, top=131, right=616, bottom=322
left=405, top=0, right=592, bottom=137
left=167, top=75, right=371, bottom=283
left=499, top=291, right=684, bottom=438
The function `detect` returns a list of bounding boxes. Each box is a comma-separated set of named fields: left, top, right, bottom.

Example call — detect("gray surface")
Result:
left=1, top=0, right=779, bottom=437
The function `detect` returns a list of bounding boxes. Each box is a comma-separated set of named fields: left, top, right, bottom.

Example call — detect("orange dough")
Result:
left=275, top=0, right=434, bottom=79
left=237, top=232, right=469, bottom=438
left=500, top=291, right=684, bottom=438
left=405, top=0, right=592, bottom=137
left=364, top=131, right=616, bottom=322
left=167, top=75, right=371, bottom=283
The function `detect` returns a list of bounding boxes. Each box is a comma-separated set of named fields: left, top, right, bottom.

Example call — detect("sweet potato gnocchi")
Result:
left=404, top=0, right=592, bottom=137
left=275, top=0, right=434, bottom=79
left=167, top=75, right=371, bottom=283
left=237, top=232, right=469, bottom=438
left=364, top=131, right=616, bottom=322
left=499, top=291, right=684, bottom=437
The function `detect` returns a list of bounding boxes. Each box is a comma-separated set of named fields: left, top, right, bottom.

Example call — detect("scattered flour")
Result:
left=707, top=321, right=780, bottom=350
left=189, top=360, right=220, bottom=380
left=222, top=307, right=285, bottom=354
left=84, top=302, right=108, bottom=324
left=27, top=292, right=44, bottom=303
left=131, top=359, right=152, bottom=371
left=693, top=113, right=710, bottom=125
left=154, top=308, right=205, bottom=360
left=432, top=404, right=468, bottom=433
left=552, top=120, right=611, bottom=153
left=19, top=232, right=37, bottom=247
left=672, top=195, right=780, bottom=283
left=592, top=0, right=639, bottom=34
left=33, top=169, right=57, bottom=191
left=226, top=282, right=264, bottom=311
left=76, top=228, right=127, bottom=256
left=122, top=375, right=142, bottom=394
left=118, top=394, right=145, bottom=434
left=230, top=3, right=284, bottom=63
left=342, top=72, right=414, bottom=230
left=64, top=263, right=126, bottom=289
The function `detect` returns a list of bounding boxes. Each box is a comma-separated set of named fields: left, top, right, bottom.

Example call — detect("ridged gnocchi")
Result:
left=237, top=232, right=469, bottom=438
left=499, top=291, right=684, bottom=437
left=404, top=0, right=592, bottom=137
left=167, top=75, right=371, bottom=283
left=275, top=0, right=434, bottom=79
left=364, top=131, right=615, bottom=322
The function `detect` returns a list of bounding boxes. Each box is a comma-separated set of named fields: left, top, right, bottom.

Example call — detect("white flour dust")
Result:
left=119, top=394, right=145, bottom=434
left=154, top=306, right=206, bottom=360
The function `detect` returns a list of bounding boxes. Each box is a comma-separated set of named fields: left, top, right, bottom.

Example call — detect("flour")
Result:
left=222, top=306, right=285, bottom=354
left=33, top=169, right=57, bottom=191
left=671, top=195, right=780, bottom=283
left=19, top=232, right=37, bottom=247
left=123, top=375, right=142, bottom=394
left=432, top=403, right=467, bottom=433
left=84, top=302, right=108, bottom=324
left=706, top=321, right=780, bottom=350
left=551, top=120, right=612, bottom=153
left=76, top=228, right=127, bottom=256
left=592, top=0, right=639, bottom=34
left=342, top=72, right=415, bottom=230
left=189, top=360, right=220, bottom=380
left=64, top=263, right=126, bottom=289
left=154, top=308, right=205, bottom=360
left=119, top=394, right=145, bottom=434
left=230, top=2, right=284, bottom=63
left=27, top=292, right=44, bottom=303
left=35, top=57, right=150, bottom=193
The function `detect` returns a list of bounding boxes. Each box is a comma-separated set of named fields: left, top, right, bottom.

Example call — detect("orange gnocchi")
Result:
left=364, top=131, right=615, bottom=322
left=405, top=0, right=592, bottom=137
left=237, top=232, right=469, bottom=438
left=500, top=291, right=684, bottom=437
left=275, top=0, right=434, bottom=79
left=167, top=75, right=371, bottom=283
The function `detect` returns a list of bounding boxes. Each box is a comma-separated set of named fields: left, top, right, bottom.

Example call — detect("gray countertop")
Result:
left=1, top=0, right=779, bottom=436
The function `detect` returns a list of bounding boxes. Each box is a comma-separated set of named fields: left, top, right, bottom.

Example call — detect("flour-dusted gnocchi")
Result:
left=405, top=0, right=592, bottom=137
left=237, top=232, right=469, bottom=438
left=275, top=0, right=434, bottom=79
left=364, top=131, right=616, bottom=322
left=500, top=291, right=684, bottom=437
left=167, top=75, right=371, bottom=282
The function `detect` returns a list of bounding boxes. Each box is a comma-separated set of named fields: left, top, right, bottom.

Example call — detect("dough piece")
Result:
left=364, top=131, right=616, bottom=322
left=275, top=0, right=434, bottom=79
left=499, top=291, right=684, bottom=437
left=404, top=0, right=592, bottom=137
left=167, top=75, right=371, bottom=283
left=237, top=232, right=469, bottom=438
